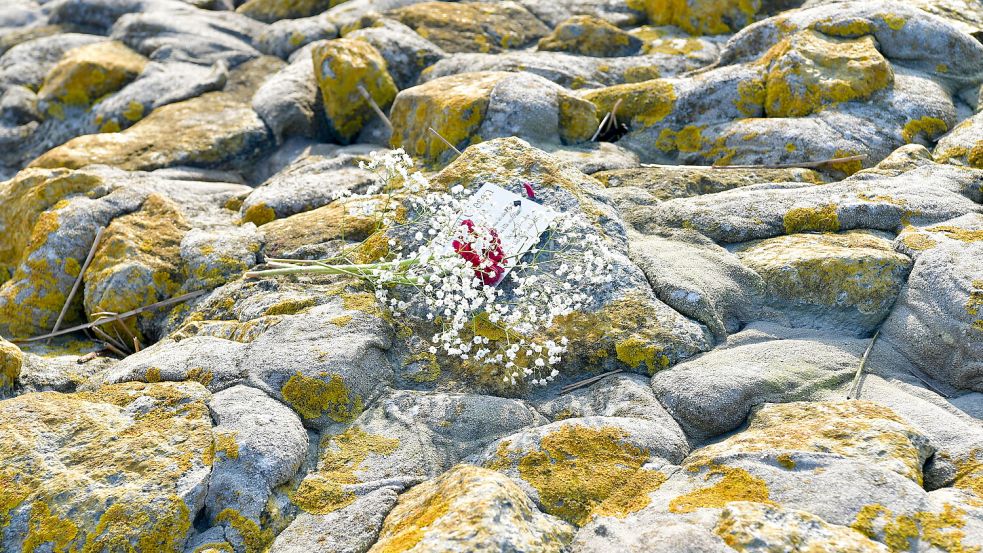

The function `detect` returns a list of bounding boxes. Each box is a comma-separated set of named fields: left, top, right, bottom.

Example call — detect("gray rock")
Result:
left=240, top=144, right=381, bottom=224
left=269, top=487, right=397, bottom=553
left=535, top=373, right=685, bottom=430
left=0, top=32, right=105, bottom=92
left=111, top=6, right=266, bottom=67
left=630, top=228, right=764, bottom=339
left=206, top=385, right=308, bottom=546
left=651, top=328, right=865, bottom=441
left=257, top=15, right=337, bottom=60
left=651, top=162, right=982, bottom=244
left=251, top=54, right=320, bottom=143
left=881, top=215, right=983, bottom=392
left=92, top=60, right=229, bottom=132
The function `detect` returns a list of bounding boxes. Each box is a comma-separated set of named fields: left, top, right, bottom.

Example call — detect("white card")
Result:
left=440, top=183, right=557, bottom=282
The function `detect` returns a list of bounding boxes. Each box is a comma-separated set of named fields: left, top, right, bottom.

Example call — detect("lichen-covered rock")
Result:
left=597, top=164, right=824, bottom=207
left=83, top=194, right=191, bottom=343
left=476, top=416, right=688, bottom=526
left=421, top=47, right=721, bottom=90
left=30, top=92, right=271, bottom=172
left=881, top=214, right=983, bottom=392
left=103, top=278, right=396, bottom=430
left=714, top=502, right=891, bottom=553
left=36, top=40, right=147, bottom=118
left=269, top=487, right=397, bottom=553
left=368, top=464, right=575, bottom=553
left=538, top=15, right=642, bottom=57
left=0, top=32, right=106, bottom=93
left=347, top=18, right=445, bottom=90
left=612, top=2, right=983, bottom=168
left=240, top=144, right=381, bottom=225
left=0, top=165, right=248, bottom=339
left=630, top=0, right=762, bottom=35
left=91, top=60, right=228, bottom=133
left=0, top=381, right=213, bottom=553
left=237, top=0, right=342, bottom=24
left=291, top=390, right=544, bottom=517
left=205, top=385, right=308, bottom=552
left=312, top=38, right=397, bottom=142
left=936, top=110, right=983, bottom=169
left=734, top=230, right=912, bottom=336
left=0, top=337, right=23, bottom=396
left=259, top=195, right=382, bottom=257
left=650, top=159, right=982, bottom=244
left=386, top=1, right=550, bottom=54
left=390, top=71, right=596, bottom=164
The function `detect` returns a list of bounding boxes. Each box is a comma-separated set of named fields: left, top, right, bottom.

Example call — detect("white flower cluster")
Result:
left=266, top=148, right=618, bottom=387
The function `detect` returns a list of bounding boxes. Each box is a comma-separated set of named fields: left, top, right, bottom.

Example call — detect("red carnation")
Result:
left=452, top=220, right=507, bottom=285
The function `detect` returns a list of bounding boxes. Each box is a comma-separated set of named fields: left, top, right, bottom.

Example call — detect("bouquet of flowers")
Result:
left=246, top=149, right=615, bottom=387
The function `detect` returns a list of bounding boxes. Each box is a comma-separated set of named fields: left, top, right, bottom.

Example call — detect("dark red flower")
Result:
left=452, top=220, right=507, bottom=285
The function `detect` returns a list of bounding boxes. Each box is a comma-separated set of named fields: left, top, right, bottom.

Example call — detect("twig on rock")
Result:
left=49, top=226, right=104, bottom=342
left=846, top=329, right=879, bottom=400
left=16, top=290, right=208, bottom=343
left=559, top=369, right=623, bottom=395
left=711, top=154, right=867, bottom=170
left=428, top=127, right=463, bottom=156
left=357, top=84, right=393, bottom=132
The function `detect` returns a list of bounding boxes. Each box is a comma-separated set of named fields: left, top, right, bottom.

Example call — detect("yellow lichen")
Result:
left=669, top=464, right=773, bottom=513
left=852, top=503, right=979, bottom=553
left=390, top=72, right=508, bottom=162
left=630, top=0, right=760, bottom=35
left=783, top=204, right=840, bottom=234
left=216, top=508, right=273, bottom=553
left=902, top=116, right=948, bottom=144
left=761, top=30, right=893, bottom=118
left=242, top=203, right=276, bottom=227
left=312, top=38, right=397, bottom=141
left=498, top=424, right=666, bottom=525
left=264, top=298, right=316, bottom=316
left=292, top=428, right=399, bottom=514
left=581, top=79, right=676, bottom=127
left=280, top=372, right=364, bottom=422
left=37, top=41, right=147, bottom=109
left=214, top=431, right=239, bottom=460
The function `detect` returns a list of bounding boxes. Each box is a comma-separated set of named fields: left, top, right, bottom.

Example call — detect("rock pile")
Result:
left=0, top=0, right=982, bottom=551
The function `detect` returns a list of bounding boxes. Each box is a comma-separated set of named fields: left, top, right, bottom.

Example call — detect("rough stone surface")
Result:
left=3, top=1, right=983, bottom=551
